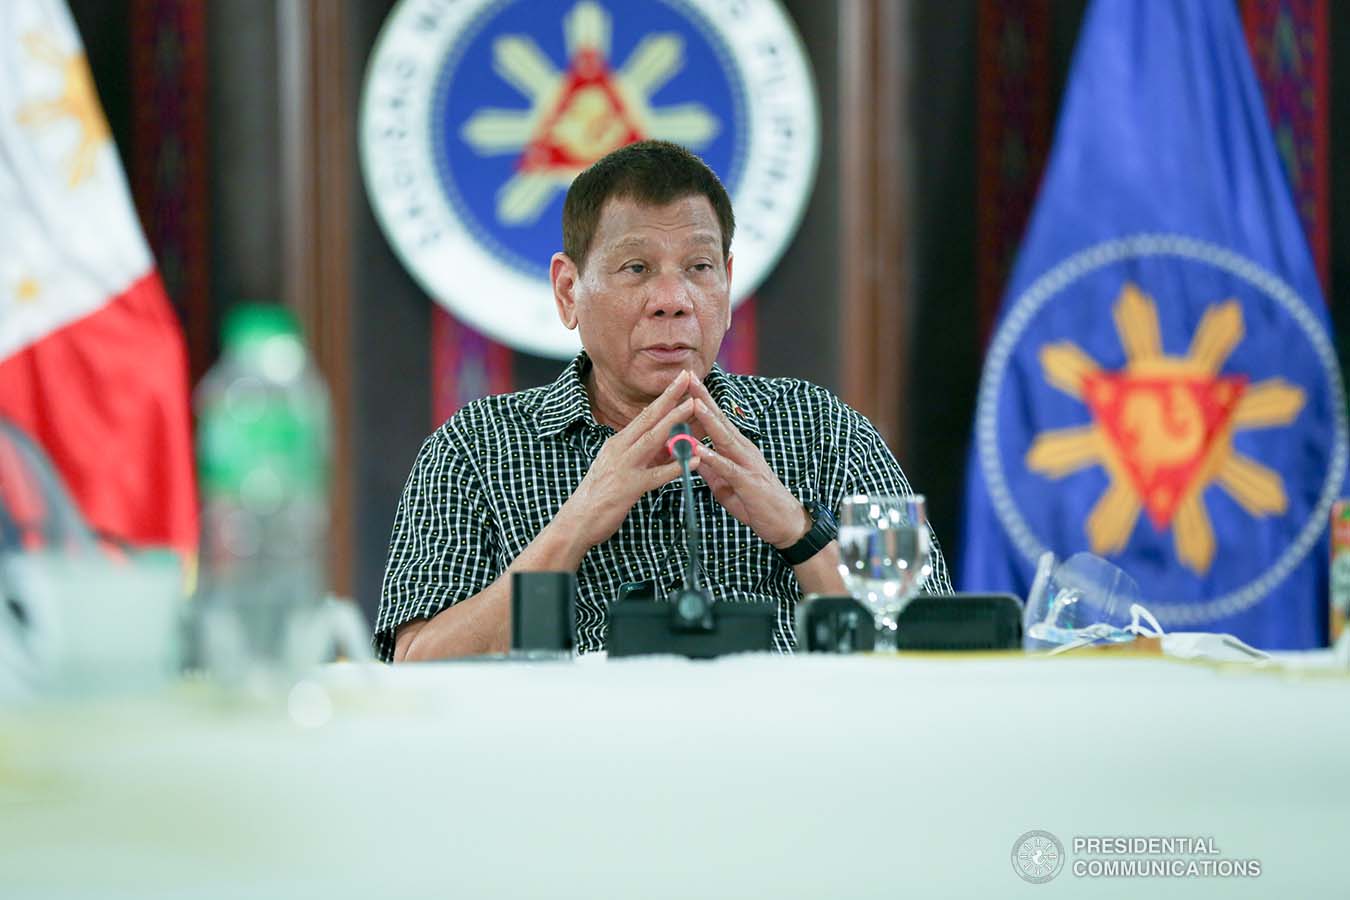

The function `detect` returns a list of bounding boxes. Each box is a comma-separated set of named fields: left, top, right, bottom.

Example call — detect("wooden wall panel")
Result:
left=839, top=0, right=912, bottom=455
left=279, top=0, right=355, bottom=597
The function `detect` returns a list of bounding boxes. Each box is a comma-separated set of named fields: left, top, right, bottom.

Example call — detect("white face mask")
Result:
left=1158, top=632, right=1270, bottom=664
left=1335, top=630, right=1350, bottom=666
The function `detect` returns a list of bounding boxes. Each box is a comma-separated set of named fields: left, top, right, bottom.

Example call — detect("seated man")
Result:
left=376, top=140, right=951, bottom=661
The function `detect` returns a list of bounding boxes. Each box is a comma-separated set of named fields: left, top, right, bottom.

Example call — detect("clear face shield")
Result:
left=1023, top=552, right=1163, bottom=654
left=1022, top=551, right=1271, bottom=663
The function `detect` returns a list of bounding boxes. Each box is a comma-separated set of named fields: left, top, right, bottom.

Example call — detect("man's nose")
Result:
left=645, top=272, right=695, bottom=318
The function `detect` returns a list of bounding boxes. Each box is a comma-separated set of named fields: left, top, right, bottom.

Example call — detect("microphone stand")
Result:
left=667, top=424, right=713, bottom=632
left=604, top=420, right=776, bottom=659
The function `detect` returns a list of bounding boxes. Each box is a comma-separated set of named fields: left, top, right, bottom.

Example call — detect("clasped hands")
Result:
left=556, top=369, right=810, bottom=555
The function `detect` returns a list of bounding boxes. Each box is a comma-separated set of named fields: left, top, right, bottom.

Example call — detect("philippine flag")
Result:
left=0, top=0, right=197, bottom=557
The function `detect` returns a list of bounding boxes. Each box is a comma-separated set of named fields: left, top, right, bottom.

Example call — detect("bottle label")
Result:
left=198, top=392, right=328, bottom=498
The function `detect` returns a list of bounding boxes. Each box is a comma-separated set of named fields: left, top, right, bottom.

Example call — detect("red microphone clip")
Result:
left=666, top=432, right=698, bottom=459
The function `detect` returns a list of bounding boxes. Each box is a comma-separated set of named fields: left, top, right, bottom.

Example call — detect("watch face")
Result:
left=810, top=500, right=837, bottom=542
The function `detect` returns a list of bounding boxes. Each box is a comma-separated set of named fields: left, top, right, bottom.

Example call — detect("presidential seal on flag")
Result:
left=975, top=234, right=1348, bottom=629
left=359, top=0, right=818, bottom=358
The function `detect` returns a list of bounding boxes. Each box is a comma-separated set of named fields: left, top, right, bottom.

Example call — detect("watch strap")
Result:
left=777, top=499, right=837, bottom=566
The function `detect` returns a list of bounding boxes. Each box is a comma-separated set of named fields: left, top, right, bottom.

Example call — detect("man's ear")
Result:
left=723, top=252, right=734, bottom=330
left=551, top=252, right=580, bottom=330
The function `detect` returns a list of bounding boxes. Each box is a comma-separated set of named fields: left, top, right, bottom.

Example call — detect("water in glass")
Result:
left=836, top=495, right=930, bottom=651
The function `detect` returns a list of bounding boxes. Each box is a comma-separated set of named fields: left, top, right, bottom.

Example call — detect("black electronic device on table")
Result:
left=795, top=594, right=875, bottom=653
left=607, top=581, right=777, bottom=658
left=894, top=593, right=1023, bottom=651
left=511, top=571, right=576, bottom=656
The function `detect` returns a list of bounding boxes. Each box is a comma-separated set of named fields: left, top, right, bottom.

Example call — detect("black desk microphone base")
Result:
left=607, top=601, right=777, bottom=659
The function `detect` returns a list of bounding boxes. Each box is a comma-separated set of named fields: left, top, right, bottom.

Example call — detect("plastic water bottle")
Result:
left=195, top=304, right=331, bottom=679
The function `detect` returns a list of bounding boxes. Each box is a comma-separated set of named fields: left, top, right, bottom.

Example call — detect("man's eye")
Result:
left=622, top=263, right=646, bottom=274
left=690, top=263, right=713, bottom=272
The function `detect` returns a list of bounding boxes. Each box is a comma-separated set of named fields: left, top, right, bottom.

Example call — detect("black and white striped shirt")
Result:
left=376, top=353, right=952, bottom=660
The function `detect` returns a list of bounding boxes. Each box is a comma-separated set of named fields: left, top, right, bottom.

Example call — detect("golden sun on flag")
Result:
left=14, top=276, right=42, bottom=304
left=1026, top=282, right=1305, bottom=574
left=459, top=1, right=719, bottom=224
left=15, top=31, right=110, bottom=187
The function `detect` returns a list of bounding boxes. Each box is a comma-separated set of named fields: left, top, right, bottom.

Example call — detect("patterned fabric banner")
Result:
left=975, top=0, right=1051, bottom=348
left=430, top=306, right=515, bottom=424
left=716, top=296, right=758, bottom=375
left=129, top=0, right=209, bottom=384
left=1240, top=0, right=1330, bottom=296
left=976, top=0, right=1330, bottom=343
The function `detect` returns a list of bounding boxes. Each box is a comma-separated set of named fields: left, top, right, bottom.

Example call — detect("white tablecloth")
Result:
left=2, top=652, right=1348, bottom=898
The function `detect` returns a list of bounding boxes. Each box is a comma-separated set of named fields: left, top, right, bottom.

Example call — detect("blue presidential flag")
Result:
left=960, top=0, right=1347, bottom=648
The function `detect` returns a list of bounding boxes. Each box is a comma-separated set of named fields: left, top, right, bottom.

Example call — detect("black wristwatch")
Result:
left=777, top=498, right=838, bottom=566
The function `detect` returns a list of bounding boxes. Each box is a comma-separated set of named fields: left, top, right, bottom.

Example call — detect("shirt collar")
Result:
left=533, top=352, right=596, bottom=438
left=532, top=352, right=762, bottom=439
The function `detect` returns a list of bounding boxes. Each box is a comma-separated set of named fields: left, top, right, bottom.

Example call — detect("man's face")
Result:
left=551, top=194, right=733, bottom=403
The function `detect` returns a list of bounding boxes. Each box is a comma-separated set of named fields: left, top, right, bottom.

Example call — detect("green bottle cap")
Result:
left=222, top=303, right=302, bottom=351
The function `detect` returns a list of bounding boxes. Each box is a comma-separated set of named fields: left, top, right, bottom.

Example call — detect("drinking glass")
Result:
left=836, top=494, right=931, bottom=652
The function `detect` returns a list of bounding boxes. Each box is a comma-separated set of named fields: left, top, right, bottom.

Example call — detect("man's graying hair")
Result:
left=561, top=140, right=735, bottom=272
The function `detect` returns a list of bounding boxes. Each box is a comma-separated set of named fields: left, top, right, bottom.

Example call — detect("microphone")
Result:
left=667, top=423, right=712, bottom=631
left=665, top=422, right=697, bottom=462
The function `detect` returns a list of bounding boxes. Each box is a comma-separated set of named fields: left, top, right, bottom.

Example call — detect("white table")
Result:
left=3, top=652, right=1348, bottom=898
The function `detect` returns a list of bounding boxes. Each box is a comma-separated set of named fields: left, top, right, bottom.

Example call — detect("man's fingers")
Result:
left=686, top=376, right=721, bottom=418
left=690, top=396, right=741, bottom=453
left=645, top=457, right=696, bottom=492
left=633, top=397, right=697, bottom=461
left=687, top=377, right=743, bottom=445
left=692, top=441, right=735, bottom=477
left=618, top=369, right=690, bottom=442
left=691, top=448, right=737, bottom=505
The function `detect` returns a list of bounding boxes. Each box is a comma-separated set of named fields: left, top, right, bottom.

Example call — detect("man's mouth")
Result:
left=641, top=344, right=695, bottom=362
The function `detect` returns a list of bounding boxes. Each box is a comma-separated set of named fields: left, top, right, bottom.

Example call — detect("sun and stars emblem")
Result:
left=459, top=1, right=719, bottom=224
left=1026, top=282, right=1305, bottom=574
left=14, top=31, right=110, bottom=187
left=7, top=29, right=112, bottom=310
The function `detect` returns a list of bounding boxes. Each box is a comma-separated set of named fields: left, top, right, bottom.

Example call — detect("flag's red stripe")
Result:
left=0, top=271, right=198, bottom=555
